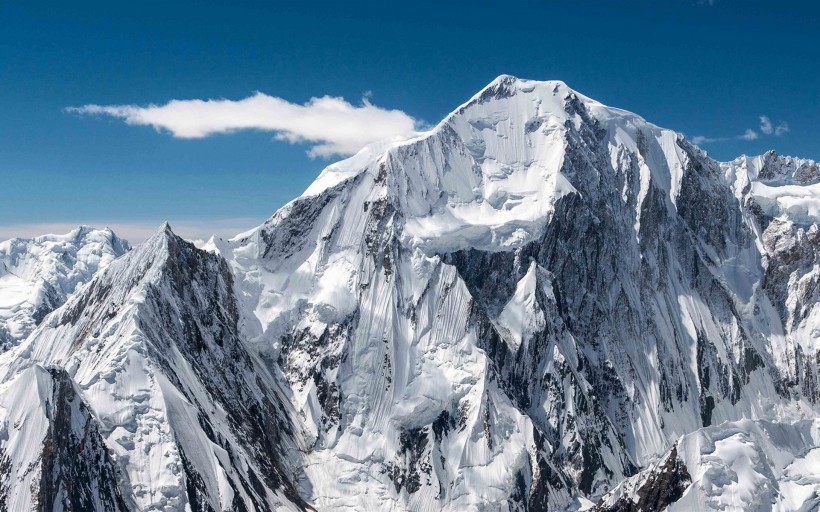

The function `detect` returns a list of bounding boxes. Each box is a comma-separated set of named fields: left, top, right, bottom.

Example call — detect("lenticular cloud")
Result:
left=68, top=92, right=420, bottom=158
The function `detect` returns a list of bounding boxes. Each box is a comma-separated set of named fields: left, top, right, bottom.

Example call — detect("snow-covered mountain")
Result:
left=595, top=417, right=820, bottom=511
left=0, top=226, right=130, bottom=350
left=2, top=75, right=819, bottom=511
left=0, top=224, right=307, bottom=510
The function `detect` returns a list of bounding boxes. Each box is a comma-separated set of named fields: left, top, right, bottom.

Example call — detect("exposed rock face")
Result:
left=0, top=365, right=131, bottom=512
left=593, top=443, right=690, bottom=512
left=596, top=419, right=820, bottom=511
left=2, top=76, right=820, bottom=510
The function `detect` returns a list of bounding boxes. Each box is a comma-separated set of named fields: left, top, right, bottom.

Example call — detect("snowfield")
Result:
left=2, top=76, right=820, bottom=511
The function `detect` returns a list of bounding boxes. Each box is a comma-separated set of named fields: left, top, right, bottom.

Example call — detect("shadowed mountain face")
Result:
left=2, top=76, right=820, bottom=511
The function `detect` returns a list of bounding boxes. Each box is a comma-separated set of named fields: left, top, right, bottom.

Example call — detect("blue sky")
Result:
left=1, top=0, right=818, bottom=241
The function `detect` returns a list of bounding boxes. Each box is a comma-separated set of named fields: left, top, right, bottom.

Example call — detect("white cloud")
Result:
left=691, top=128, right=757, bottom=145
left=0, top=218, right=263, bottom=245
left=691, top=135, right=716, bottom=145
left=759, top=115, right=790, bottom=137
left=692, top=114, right=794, bottom=146
left=760, top=116, right=773, bottom=135
left=740, top=128, right=758, bottom=141
left=68, top=93, right=421, bottom=158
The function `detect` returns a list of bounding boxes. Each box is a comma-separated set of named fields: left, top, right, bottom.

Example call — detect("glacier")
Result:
left=2, top=75, right=820, bottom=511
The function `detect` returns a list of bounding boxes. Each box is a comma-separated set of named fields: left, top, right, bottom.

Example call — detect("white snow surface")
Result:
left=599, top=418, right=820, bottom=511
left=724, top=151, right=820, bottom=225
left=0, top=366, right=66, bottom=512
left=0, top=226, right=129, bottom=347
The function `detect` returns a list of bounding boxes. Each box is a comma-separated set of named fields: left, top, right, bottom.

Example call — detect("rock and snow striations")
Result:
left=0, top=225, right=308, bottom=510
left=2, top=75, right=820, bottom=510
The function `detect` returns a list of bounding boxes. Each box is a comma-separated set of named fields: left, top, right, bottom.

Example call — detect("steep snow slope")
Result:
left=214, top=198, right=574, bottom=510
left=0, top=225, right=308, bottom=511
left=208, top=75, right=820, bottom=509
left=0, top=226, right=129, bottom=349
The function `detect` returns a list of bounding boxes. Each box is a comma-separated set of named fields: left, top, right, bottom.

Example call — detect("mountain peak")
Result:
left=141, top=221, right=180, bottom=249
left=453, top=75, right=575, bottom=116
left=126, top=222, right=203, bottom=279
left=299, top=76, right=633, bottom=201
left=478, top=74, right=570, bottom=95
left=71, top=224, right=94, bottom=238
